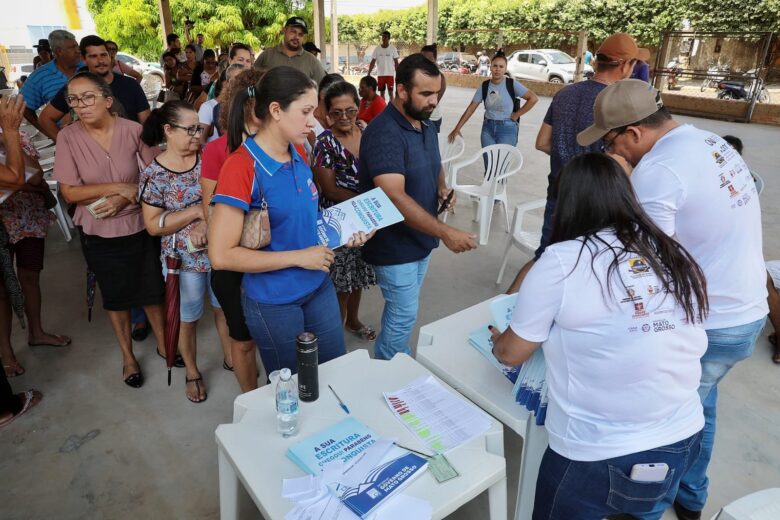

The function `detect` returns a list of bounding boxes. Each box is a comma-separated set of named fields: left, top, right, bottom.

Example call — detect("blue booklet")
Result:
left=490, top=293, right=518, bottom=330
left=468, top=326, right=520, bottom=384
left=337, top=452, right=427, bottom=518
left=287, top=417, right=379, bottom=474
left=317, top=187, right=404, bottom=248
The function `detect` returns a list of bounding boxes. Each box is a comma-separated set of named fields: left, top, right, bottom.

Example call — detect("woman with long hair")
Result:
left=491, top=153, right=709, bottom=519
left=312, top=81, right=377, bottom=341
left=55, top=72, right=165, bottom=388
left=208, top=66, right=370, bottom=378
left=139, top=100, right=230, bottom=402
left=448, top=50, right=539, bottom=148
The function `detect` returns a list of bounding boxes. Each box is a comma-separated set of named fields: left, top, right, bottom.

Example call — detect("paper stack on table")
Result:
left=283, top=438, right=431, bottom=520
left=493, top=294, right=549, bottom=425
left=383, top=376, right=492, bottom=454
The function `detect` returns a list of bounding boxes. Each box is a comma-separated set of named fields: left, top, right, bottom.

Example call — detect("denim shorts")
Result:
left=162, top=266, right=220, bottom=323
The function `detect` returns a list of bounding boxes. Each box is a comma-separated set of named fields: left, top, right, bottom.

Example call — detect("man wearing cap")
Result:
left=33, top=40, right=53, bottom=70
left=20, top=30, right=82, bottom=131
left=507, top=33, right=639, bottom=294
left=253, top=17, right=326, bottom=83
left=578, top=79, right=768, bottom=520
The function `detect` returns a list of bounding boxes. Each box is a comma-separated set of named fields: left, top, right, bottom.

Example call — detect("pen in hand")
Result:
left=328, top=384, right=350, bottom=414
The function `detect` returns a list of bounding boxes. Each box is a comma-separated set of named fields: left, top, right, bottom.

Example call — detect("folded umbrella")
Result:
left=163, top=232, right=181, bottom=386
left=0, top=223, right=24, bottom=329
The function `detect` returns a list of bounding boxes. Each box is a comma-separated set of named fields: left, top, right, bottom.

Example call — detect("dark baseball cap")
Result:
left=303, top=42, right=321, bottom=54
left=285, top=17, right=308, bottom=33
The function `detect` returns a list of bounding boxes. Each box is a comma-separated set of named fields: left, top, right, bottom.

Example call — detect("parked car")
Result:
left=506, top=49, right=593, bottom=84
left=438, top=52, right=478, bottom=72
left=116, top=52, right=164, bottom=97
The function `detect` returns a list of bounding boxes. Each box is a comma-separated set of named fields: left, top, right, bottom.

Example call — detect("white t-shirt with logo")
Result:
left=510, top=231, right=706, bottom=461
left=631, top=124, right=767, bottom=330
left=371, top=45, right=399, bottom=77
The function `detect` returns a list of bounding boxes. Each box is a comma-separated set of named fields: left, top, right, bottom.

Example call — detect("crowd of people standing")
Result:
left=0, top=20, right=775, bottom=520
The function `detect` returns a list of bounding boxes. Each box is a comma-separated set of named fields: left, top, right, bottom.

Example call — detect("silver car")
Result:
left=506, top=49, right=593, bottom=84
left=116, top=52, right=165, bottom=98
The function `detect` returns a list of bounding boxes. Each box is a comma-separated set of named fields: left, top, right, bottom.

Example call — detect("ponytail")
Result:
left=141, top=100, right=193, bottom=146
left=227, top=87, right=253, bottom=152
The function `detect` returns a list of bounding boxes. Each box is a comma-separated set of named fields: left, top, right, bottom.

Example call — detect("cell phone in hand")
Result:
left=437, top=189, right=454, bottom=215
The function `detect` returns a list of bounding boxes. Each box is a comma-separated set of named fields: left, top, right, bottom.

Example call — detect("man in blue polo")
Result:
left=20, top=30, right=82, bottom=131
left=359, top=53, right=477, bottom=361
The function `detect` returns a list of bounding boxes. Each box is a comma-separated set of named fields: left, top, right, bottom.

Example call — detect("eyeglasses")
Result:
left=170, top=123, right=205, bottom=136
left=601, top=127, right=628, bottom=153
left=66, top=92, right=104, bottom=108
left=329, top=108, right=358, bottom=119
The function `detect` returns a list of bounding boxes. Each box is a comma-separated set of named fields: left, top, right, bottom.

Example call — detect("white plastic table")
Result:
left=416, top=296, right=549, bottom=520
left=217, top=349, right=508, bottom=520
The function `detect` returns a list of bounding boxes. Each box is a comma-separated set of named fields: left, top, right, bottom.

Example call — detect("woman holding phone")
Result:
left=491, top=153, right=708, bottom=519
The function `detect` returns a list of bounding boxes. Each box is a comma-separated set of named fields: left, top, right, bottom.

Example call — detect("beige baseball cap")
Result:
left=576, top=79, right=664, bottom=146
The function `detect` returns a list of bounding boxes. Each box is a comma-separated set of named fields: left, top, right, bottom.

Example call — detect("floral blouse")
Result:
left=138, top=156, right=209, bottom=272
left=313, top=129, right=361, bottom=208
left=0, top=130, right=54, bottom=243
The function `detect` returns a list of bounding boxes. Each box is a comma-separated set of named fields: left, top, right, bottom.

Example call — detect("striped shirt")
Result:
left=19, top=60, right=71, bottom=111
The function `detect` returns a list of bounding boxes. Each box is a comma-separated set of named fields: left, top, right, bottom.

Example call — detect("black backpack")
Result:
left=482, top=78, right=523, bottom=113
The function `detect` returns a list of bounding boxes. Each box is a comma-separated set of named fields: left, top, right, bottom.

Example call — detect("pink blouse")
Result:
left=54, top=117, right=158, bottom=238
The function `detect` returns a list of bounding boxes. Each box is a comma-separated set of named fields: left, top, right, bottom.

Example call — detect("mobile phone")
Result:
left=630, top=463, right=669, bottom=482
left=437, top=189, right=454, bottom=215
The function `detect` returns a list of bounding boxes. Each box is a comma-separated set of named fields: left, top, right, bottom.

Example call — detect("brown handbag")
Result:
left=209, top=161, right=271, bottom=250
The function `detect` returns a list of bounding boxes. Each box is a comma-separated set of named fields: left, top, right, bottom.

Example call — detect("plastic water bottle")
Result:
left=276, top=368, right=299, bottom=437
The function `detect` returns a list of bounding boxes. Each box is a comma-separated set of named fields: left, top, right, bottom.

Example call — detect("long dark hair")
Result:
left=141, top=100, right=194, bottom=146
left=227, top=66, right=315, bottom=152
left=550, top=153, right=708, bottom=323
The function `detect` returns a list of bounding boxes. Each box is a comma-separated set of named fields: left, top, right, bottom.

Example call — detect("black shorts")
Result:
left=81, top=229, right=165, bottom=311
left=9, top=237, right=45, bottom=272
left=210, top=269, right=251, bottom=342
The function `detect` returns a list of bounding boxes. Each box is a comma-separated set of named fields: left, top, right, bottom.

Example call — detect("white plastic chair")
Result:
left=709, top=488, right=780, bottom=520
left=47, top=180, right=74, bottom=242
left=438, top=134, right=465, bottom=178
left=446, top=144, right=524, bottom=245
left=496, top=199, right=547, bottom=284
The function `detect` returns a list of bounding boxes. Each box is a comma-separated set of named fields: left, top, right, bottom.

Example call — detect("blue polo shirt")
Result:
left=20, top=60, right=71, bottom=111
left=358, top=103, right=441, bottom=266
left=211, top=138, right=326, bottom=304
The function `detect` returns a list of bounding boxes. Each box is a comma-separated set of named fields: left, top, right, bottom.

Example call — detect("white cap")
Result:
left=280, top=368, right=292, bottom=381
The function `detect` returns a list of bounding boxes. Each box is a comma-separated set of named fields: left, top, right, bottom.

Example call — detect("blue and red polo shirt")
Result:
left=212, top=138, right=325, bottom=304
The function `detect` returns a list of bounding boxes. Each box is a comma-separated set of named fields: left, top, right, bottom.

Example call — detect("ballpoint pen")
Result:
left=328, top=384, right=350, bottom=414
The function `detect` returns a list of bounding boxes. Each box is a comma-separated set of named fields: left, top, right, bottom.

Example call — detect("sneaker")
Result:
left=673, top=501, right=702, bottom=520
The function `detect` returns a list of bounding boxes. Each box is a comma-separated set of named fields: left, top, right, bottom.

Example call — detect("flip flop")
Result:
left=123, top=366, right=144, bottom=388
left=28, top=334, right=72, bottom=347
left=157, top=349, right=185, bottom=368
left=132, top=322, right=150, bottom=342
left=222, top=359, right=234, bottom=372
left=185, top=374, right=207, bottom=403
left=0, top=389, right=43, bottom=429
left=345, top=325, right=377, bottom=341
left=3, top=361, right=25, bottom=378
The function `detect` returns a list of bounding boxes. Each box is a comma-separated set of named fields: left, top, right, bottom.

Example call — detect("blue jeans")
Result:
left=131, top=307, right=146, bottom=325
left=533, top=431, right=703, bottom=520
left=480, top=119, right=519, bottom=148
left=673, top=317, right=766, bottom=512
left=373, top=255, right=431, bottom=360
left=241, top=278, right=346, bottom=375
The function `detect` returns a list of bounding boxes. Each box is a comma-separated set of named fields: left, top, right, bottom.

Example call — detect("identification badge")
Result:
left=428, top=453, right=459, bottom=483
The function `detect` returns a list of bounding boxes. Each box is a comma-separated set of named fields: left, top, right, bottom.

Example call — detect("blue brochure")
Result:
left=287, top=417, right=379, bottom=474
left=490, top=293, right=518, bottom=330
left=337, top=452, right=427, bottom=518
left=317, top=188, right=404, bottom=248
left=468, top=326, right=520, bottom=384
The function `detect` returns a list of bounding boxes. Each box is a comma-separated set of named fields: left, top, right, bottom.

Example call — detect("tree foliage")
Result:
left=88, top=0, right=313, bottom=60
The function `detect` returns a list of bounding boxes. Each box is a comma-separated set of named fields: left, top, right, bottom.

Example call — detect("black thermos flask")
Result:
left=296, top=332, right=319, bottom=402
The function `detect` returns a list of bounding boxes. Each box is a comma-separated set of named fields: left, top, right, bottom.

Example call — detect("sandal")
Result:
left=345, top=325, right=377, bottom=341
left=131, top=322, right=150, bottom=342
left=122, top=365, right=144, bottom=388
left=185, top=374, right=207, bottom=403
left=157, top=349, right=185, bottom=368
left=3, top=360, right=25, bottom=378
left=222, top=359, right=234, bottom=372
left=0, top=389, right=43, bottom=429
left=28, top=334, right=71, bottom=347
